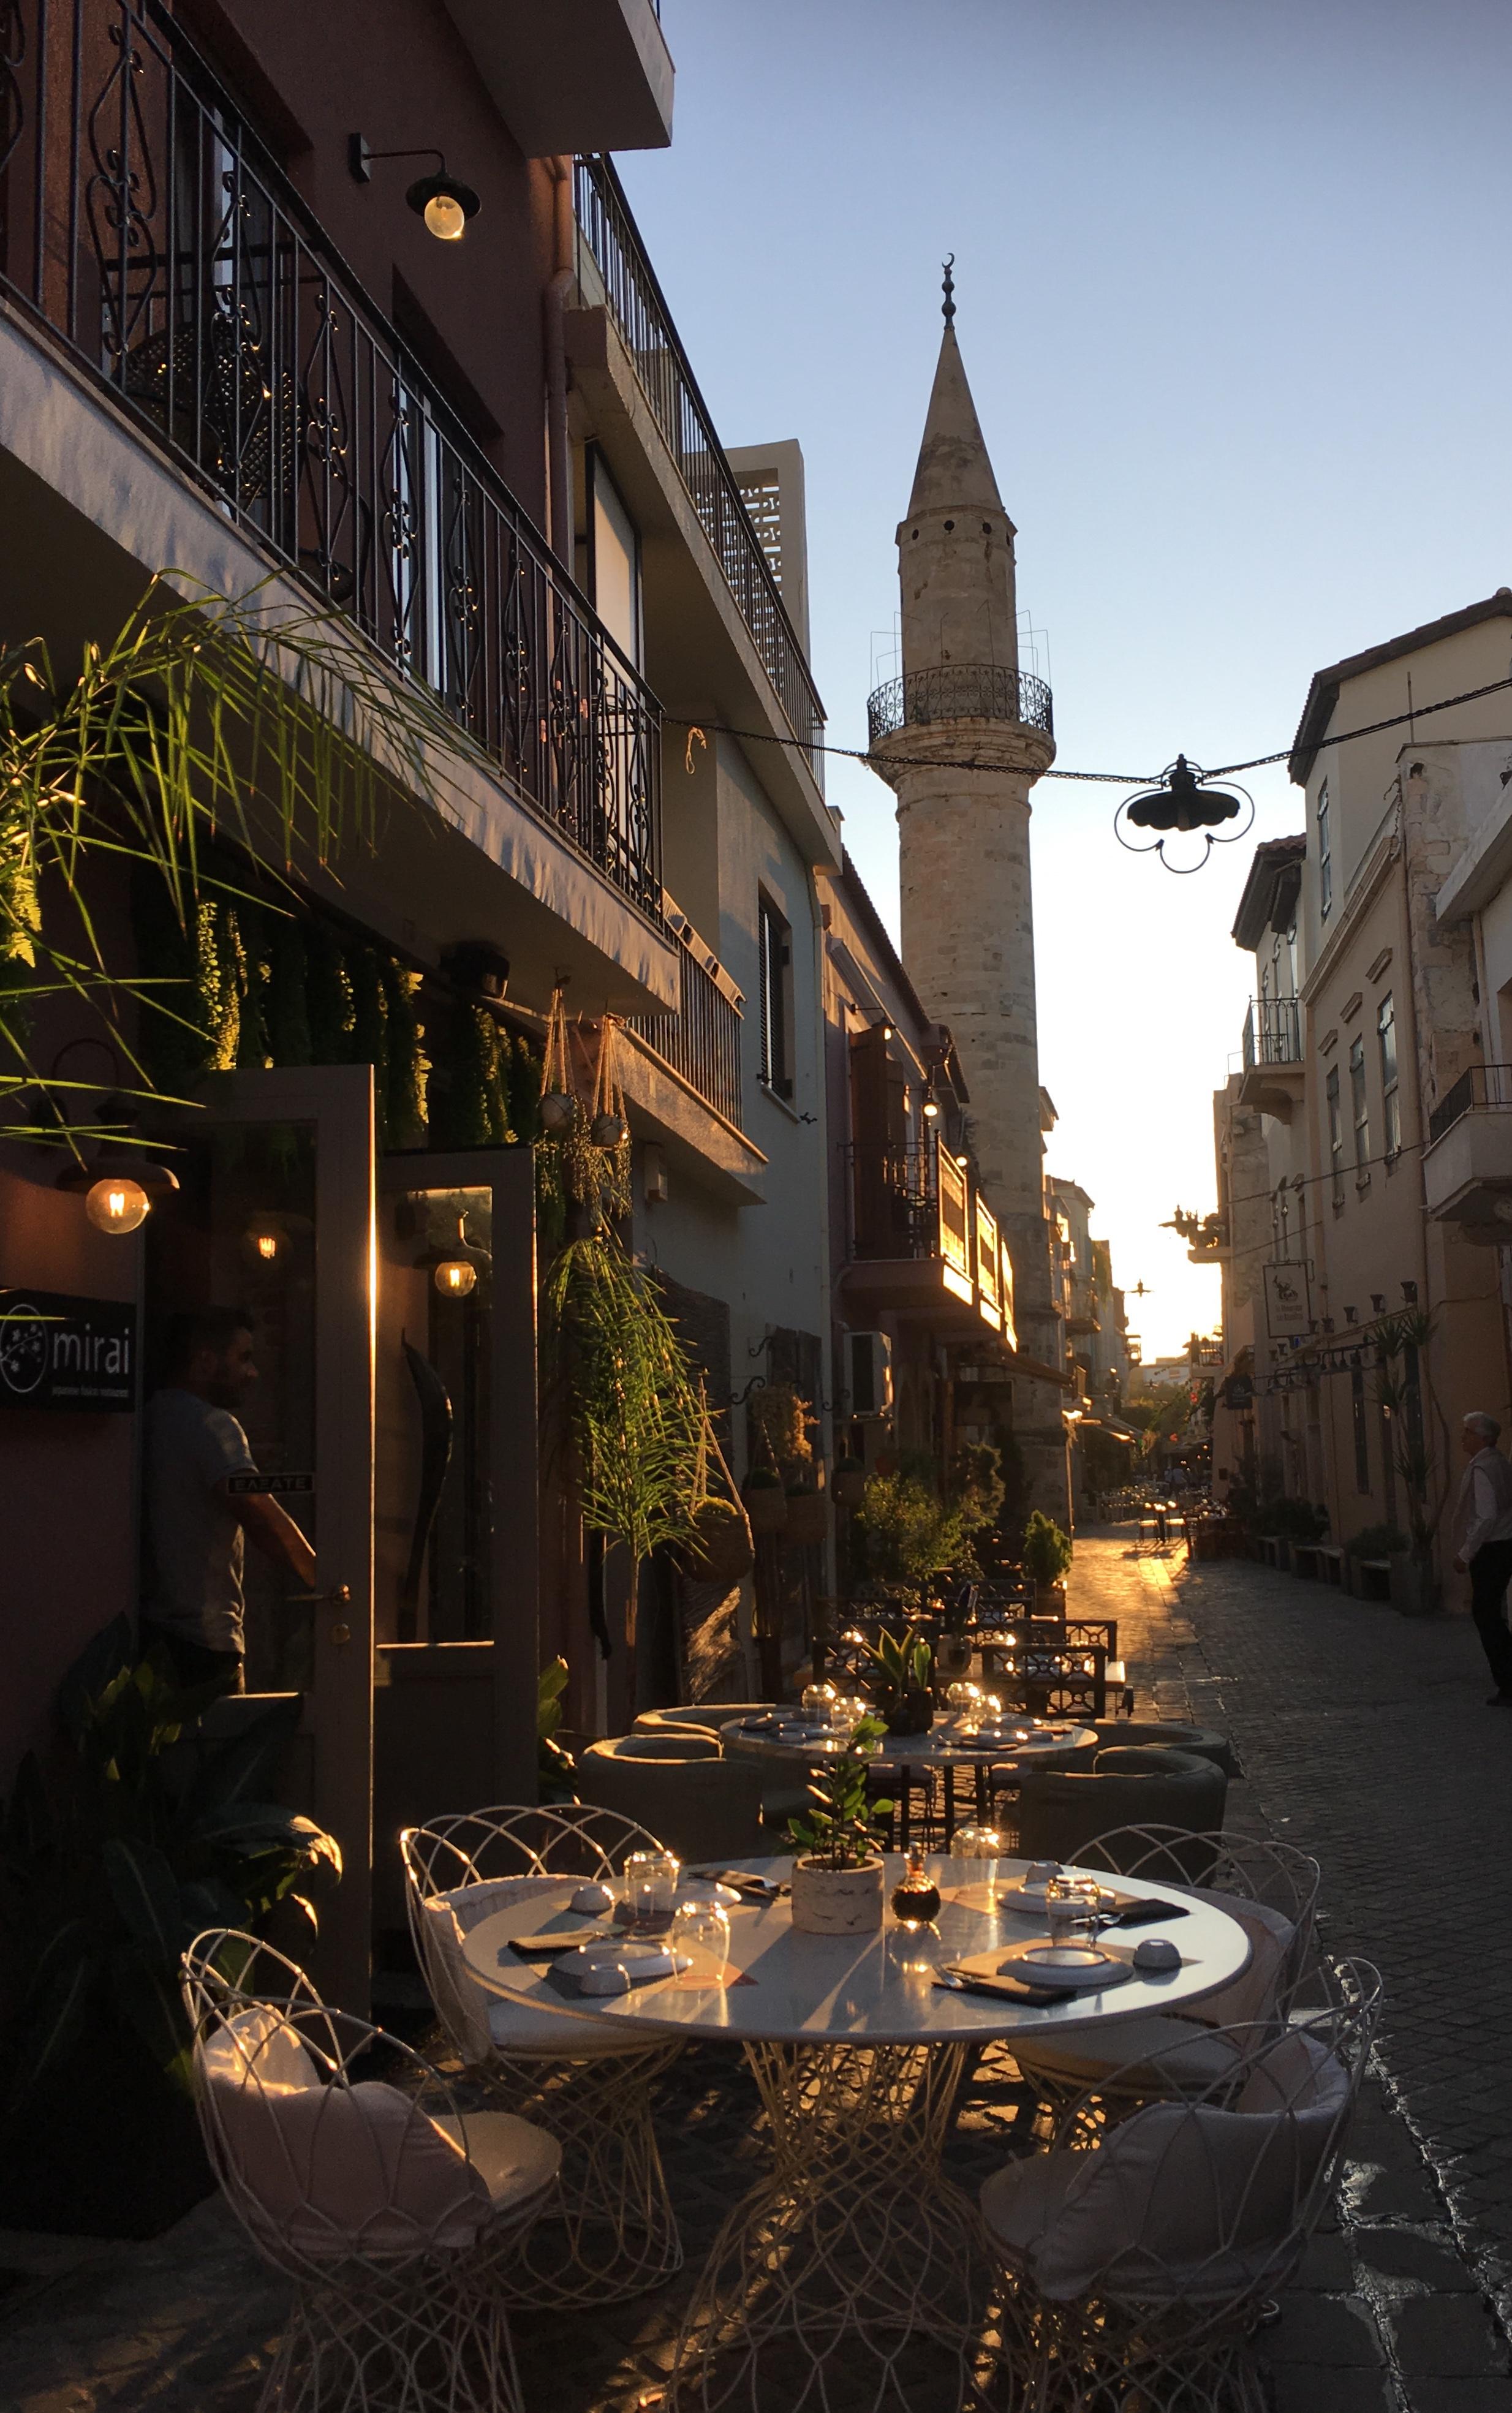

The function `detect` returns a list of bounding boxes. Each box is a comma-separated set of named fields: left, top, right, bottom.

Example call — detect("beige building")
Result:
left=1211, top=594, right=1512, bottom=1585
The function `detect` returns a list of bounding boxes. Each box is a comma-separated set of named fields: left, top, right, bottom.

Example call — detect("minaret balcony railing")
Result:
left=866, top=663, right=1054, bottom=749
left=0, top=0, right=662, bottom=921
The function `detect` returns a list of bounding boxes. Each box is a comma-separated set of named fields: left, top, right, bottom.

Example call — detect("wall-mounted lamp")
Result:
left=921, top=1084, right=940, bottom=1122
left=349, top=135, right=480, bottom=242
left=1370, top=1293, right=1386, bottom=1314
left=58, top=1147, right=178, bottom=1235
left=418, top=1212, right=490, bottom=1298
left=1401, top=1279, right=1419, bottom=1304
left=1344, top=1304, right=1358, bottom=1324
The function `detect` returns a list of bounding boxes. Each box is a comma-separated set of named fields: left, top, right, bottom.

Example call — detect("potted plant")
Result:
left=866, top=1623, right=935, bottom=1735
left=935, top=1580, right=973, bottom=1679
left=1022, top=1509, right=1072, bottom=1611
left=787, top=1716, right=893, bottom=1934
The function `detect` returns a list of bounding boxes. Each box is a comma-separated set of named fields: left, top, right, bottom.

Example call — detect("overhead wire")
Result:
left=666, top=670, right=1512, bottom=788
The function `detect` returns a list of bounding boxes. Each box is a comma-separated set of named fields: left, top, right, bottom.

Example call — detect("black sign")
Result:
left=225, top=1471, right=316, bottom=1497
left=1220, top=1374, right=1255, bottom=1410
left=0, top=1288, right=137, bottom=1412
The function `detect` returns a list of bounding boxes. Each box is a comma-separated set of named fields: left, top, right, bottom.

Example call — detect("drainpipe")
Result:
left=544, top=157, right=575, bottom=568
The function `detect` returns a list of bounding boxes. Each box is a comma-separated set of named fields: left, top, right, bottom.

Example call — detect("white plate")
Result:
left=1004, top=1944, right=1132, bottom=1993
left=554, top=1940, right=693, bottom=1994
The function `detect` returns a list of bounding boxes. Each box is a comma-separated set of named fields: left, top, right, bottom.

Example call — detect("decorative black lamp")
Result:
left=349, top=135, right=480, bottom=242
left=1115, top=757, right=1255, bottom=874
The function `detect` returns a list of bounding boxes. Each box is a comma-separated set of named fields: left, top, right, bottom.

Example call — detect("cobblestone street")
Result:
left=3, top=1528, right=1511, bottom=2413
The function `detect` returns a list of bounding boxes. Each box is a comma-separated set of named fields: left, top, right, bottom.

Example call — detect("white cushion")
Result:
left=983, top=2031, right=1350, bottom=2303
left=429, top=2111, right=561, bottom=2215
left=1181, top=1890, right=1295, bottom=2029
left=200, top=2003, right=317, bottom=2093
left=1013, top=2015, right=1246, bottom=2093
left=208, top=2073, right=491, bottom=2257
left=420, top=1884, right=662, bottom=2064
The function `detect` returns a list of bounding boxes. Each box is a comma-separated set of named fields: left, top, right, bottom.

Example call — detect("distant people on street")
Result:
left=1451, top=1410, right=1512, bottom=1706
left=142, top=1305, right=318, bottom=1695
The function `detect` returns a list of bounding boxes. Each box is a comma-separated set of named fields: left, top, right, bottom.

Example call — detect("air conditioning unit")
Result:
left=847, top=1329, right=894, bottom=1419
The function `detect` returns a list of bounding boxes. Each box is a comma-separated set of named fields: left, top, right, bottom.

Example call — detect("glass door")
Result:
left=143, top=1065, right=375, bottom=2010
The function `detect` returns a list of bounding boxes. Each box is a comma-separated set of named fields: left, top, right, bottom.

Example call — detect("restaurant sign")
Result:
left=0, top=1288, right=137, bottom=1411
left=1263, top=1261, right=1312, bottom=1339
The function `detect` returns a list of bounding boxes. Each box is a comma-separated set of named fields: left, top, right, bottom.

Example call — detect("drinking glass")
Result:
left=948, top=1822, right=1006, bottom=1906
left=1044, top=1875, right=1103, bottom=1952
left=624, top=1849, right=681, bottom=1930
left=670, top=1898, right=731, bottom=1981
left=944, top=1680, right=981, bottom=1716
left=801, top=1683, right=836, bottom=1728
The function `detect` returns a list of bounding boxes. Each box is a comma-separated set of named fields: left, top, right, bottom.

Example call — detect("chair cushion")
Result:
left=983, top=2032, right=1350, bottom=2302
left=1011, top=2015, right=1246, bottom=2094
left=429, top=2110, right=561, bottom=2215
left=200, top=2003, right=318, bottom=2093
left=601, top=1732, right=722, bottom=1762
left=420, top=1883, right=649, bottom=2063
left=1182, top=1892, right=1294, bottom=2030
left=207, top=2072, right=491, bottom=2257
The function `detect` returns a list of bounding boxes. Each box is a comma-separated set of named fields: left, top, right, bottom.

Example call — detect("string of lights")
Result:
left=667, top=670, right=1512, bottom=788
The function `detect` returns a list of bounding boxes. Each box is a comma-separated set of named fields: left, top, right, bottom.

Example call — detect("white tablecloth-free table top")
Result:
left=718, top=1715, right=1098, bottom=1769
left=459, top=1853, right=1251, bottom=2050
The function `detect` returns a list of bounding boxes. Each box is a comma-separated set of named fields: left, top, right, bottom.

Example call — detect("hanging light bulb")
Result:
left=421, top=1210, right=489, bottom=1297
left=404, top=170, right=480, bottom=242
left=921, top=1084, right=941, bottom=1122
left=85, top=1176, right=150, bottom=1235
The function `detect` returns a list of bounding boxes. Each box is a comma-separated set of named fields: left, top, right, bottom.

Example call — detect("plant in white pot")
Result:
left=787, top=1716, right=893, bottom=1935
left=1022, top=1509, right=1072, bottom=1611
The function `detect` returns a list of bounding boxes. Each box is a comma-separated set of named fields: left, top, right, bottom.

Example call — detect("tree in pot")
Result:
left=787, top=1716, right=893, bottom=1934
left=1022, top=1509, right=1073, bottom=1608
left=866, top=1623, right=936, bottom=1735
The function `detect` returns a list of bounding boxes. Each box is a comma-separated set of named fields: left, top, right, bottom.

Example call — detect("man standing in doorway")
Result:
left=1451, top=1410, right=1512, bottom=1706
left=142, top=1305, right=317, bottom=1694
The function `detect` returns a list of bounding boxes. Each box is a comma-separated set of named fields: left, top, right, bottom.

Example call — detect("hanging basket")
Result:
left=540, top=1090, right=575, bottom=1136
left=681, top=1416, right=755, bottom=1584
left=784, top=1488, right=830, bottom=1546
left=743, top=1471, right=789, bottom=1535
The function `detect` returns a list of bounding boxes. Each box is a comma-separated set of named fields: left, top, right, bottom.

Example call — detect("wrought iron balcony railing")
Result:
left=1427, top=1062, right=1512, bottom=1146
left=573, top=154, right=825, bottom=771
left=625, top=908, right=744, bottom=1131
left=0, top=0, right=661, bottom=919
left=866, top=663, right=1054, bottom=749
left=1242, top=997, right=1302, bottom=1070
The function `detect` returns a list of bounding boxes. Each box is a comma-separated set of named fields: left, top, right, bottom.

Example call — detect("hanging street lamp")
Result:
left=1115, top=755, right=1255, bottom=874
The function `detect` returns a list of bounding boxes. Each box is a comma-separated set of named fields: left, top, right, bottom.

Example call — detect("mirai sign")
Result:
left=0, top=1289, right=137, bottom=1411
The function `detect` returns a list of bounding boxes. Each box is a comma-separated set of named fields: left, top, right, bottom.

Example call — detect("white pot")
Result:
left=790, top=1854, right=886, bottom=1935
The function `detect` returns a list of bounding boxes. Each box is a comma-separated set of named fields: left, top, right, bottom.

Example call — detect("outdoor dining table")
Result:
left=720, top=1715, right=1100, bottom=1840
left=461, top=1852, right=1252, bottom=2412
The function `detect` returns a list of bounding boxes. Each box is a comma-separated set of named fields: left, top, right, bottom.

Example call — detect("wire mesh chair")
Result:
left=181, top=1930, right=560, bottom=2413
left=400, top=1803, right=685, bottom=2306
left=1009, top=1826, right=1323, bottom=2114
left=983, top=1957, right=1382, bottom=2413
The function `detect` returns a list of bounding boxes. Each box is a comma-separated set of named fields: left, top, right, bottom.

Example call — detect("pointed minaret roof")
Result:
left=906, top=309, right=1005, bottom=520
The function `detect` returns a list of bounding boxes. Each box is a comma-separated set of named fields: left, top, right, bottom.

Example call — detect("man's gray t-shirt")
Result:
left=143, top=1388, right=258, bottom=1653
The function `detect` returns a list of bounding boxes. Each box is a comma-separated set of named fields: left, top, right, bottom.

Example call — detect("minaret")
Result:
left=869, top=266, right=1068, bottom=1516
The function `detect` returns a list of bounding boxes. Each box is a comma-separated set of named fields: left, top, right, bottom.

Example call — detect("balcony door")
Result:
left=145, top=1066, right=375, bottom=2009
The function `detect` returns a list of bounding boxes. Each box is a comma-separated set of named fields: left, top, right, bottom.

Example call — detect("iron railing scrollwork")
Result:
left=866, top=663, right=1054, bottom=750
left=0, top=0, right=660, bottom=920
left=626, top=934, right=744, bottom=1131
left=573, top=153, right=825, bottom=774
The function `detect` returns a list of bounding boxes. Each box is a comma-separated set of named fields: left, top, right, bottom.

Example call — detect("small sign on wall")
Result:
left=1263, top=1262, right=1312, bottom=1339
left=0, top=1289, right=137, bottom=1411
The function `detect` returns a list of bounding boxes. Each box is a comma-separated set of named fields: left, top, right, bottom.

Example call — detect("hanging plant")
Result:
left=749, top=1381, right=813, bottom=1469
left=539, top=987, right=575, bottom=1136
left=542, top=1233, right=726, bottom=1640
left=506, top=1029, right=543, bottom=1146
left=380, top=958, right=426, bottom=1149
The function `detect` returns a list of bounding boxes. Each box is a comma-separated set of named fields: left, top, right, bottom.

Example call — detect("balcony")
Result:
left=442, top=0, right=673, bottom=159
left=573, top=156, right=823, bottom=772
left=844, top=1135, right=1016, bottom=1340
left=0, top=0, right=661, bottom=926
left=1423, top=1063, right=1512, bottom=1242
left=866, top=664, right=1054, bottom=749
left=1236, top=997, right=1304, bottom=1122
left=625, top=905, right=743, bottom=1132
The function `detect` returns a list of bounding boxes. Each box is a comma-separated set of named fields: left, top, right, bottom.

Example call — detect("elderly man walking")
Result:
left=1452, top=1411, right=1512, bottom=1705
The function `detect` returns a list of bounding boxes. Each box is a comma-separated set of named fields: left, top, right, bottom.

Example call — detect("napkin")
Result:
left=937, top=1965, right=1065, bottom=2009
left=507, top=1925, right=615, bottom=1957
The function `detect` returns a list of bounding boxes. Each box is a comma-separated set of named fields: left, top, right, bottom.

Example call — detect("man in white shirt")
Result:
left=142, top=1305, right=317, bottom=1693
left=1451, top=1410, right=1512, bottom=1705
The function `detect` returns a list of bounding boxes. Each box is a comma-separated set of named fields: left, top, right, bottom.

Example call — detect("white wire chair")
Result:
left=181, top=1930, right=561, bottom=2413
left=399, top=1803, right=685, bottom=2306
left=983, top=1955, right=1382, bottom=2413
left=1009, top=1825, right=1322, bottom=2112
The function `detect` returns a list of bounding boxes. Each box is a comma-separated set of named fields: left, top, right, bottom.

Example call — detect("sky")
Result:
left=618, top=0, right=1512, bottom=1359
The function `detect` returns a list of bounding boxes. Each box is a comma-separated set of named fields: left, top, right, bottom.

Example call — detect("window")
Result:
left=1378, top=993, right=1400, bottom=1156
left=1326, top=1065, right=1344, bottom=1204
left=1317, top=784, right=1332, bottom=917
left=1349, top=1035, right=1370, bottom=1169
left=757, top=896, right=793, bottom=1099
left=1351, top=1367, right=1370, bottom=1492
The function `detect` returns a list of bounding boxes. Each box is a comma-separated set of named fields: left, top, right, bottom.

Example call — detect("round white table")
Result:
left=462, top=1854, right=1250, bottom=2411
left=718, top=1712, right=1097, bottom=1773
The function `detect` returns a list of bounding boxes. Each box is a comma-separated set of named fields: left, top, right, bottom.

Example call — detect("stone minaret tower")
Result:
left=869, top=270, right=1068, bottom=1516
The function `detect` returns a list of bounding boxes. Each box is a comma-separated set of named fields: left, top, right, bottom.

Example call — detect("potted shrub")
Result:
left=787, top=1716, right=892, bottom=1934
left=866, top=1623, right=935, bottom=1735
left=935, top=1581, right=973, bottom=1679
left=785, top=1473, right=830, bottom=1547
left=1022, top=1509, right=1072, bottom=1611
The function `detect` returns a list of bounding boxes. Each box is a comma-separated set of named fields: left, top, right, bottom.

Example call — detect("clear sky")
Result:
left=619, top=0, right=1512, bottom=1358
